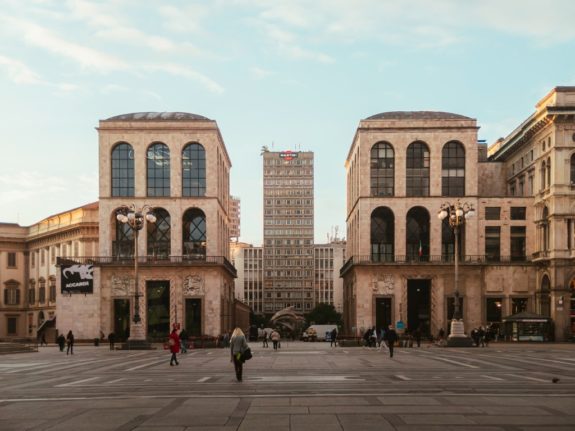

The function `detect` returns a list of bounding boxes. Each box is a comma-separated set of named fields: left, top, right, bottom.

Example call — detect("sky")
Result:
left=1, top=0, right=574, bottom=246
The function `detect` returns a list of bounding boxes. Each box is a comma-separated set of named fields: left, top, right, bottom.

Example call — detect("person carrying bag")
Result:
left=230, top=327, right=249, bottom=382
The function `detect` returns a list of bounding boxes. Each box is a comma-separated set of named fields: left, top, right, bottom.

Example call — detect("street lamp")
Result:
left=438, top=200, right=475, bottom=347
left=116, top=205, right=156, bottom=344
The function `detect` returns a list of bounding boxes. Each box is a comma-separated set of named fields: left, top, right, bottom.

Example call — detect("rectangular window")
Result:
left=510, top=207, right=526, bottom=220
left=486, top=298, right=503, bottom=322
left=528, top=176, right=534, bottom=195
left=41, top=249, right=45, bottom=265
left=512, top=297, right=528, bottom=314
left=49, top=279, right=56, bottom=302
left=485, top=227, right=501, bottom=262
left=485, top=207, right=500, bottom=220
left=7, top=252, right=16, bottom=268
left=510, top=226, right=526, bottom=261
left=7, top=317, right=17, bottom=335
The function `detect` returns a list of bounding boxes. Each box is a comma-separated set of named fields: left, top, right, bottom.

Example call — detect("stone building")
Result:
left=314, top=241, right=346, bottom=313
left=342, top=88, right=575, bottom=341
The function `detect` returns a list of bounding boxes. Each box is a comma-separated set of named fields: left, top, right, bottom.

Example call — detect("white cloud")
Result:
left=145, top=63, right=225, bottom=94
left=0, top=172, right=67, bottom=205
left=0, top=54, right=42, bottom=84
left=251, top=66, right=273, bottom=79
left=159, top=4, right=212, bottom=34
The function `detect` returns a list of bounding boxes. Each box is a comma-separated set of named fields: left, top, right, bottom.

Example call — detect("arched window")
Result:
left=370, top=142, right=394, bottom=196
left=406, top=141, right=430, bottom=196
left=540, top=275, right=551, bottom=317
left=111, top=143, right=134, bottom=197
left=406, top=207, right=430, bottom=261
left=542, top=206, right=549, bottom=251
left=182, top=143, right=206, bottom=196
left=371, top=207, right=394, bottom=262
left=147, top=208, right=171, bottom=257
left=441, top=141, right=465, bottom=196
left=441, top=217, right=463, bottom=261
left=183, top=208, right=206, bottom=257
left=114, top=211, right=134, bottom=257
left=147, top=143, right=170, bottom=197
left=571, top=154, right=575, bottom=185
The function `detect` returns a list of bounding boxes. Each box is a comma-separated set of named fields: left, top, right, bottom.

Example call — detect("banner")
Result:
left=61, top=264, right=94, bottom=294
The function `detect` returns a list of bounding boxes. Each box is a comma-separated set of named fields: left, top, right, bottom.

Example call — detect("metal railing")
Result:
left=57, top=255, right=237, bottom=277
left=340, top=254, right=532, bottom=276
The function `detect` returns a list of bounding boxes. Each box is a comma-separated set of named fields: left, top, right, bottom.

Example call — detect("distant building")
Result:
left=262, top=150, right=314, bottom=315
left=229, top=196, right=241, bottom=241
left=314, top=241, right=346, bottom=313
left=231, top=242, right=263, bottom=313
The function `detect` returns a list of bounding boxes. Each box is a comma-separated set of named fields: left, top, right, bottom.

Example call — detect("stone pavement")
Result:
left=1, top=341, right=575, bottom=430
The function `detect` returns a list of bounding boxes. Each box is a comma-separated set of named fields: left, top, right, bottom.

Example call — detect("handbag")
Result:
left=241, top=347, right=252, bottom=361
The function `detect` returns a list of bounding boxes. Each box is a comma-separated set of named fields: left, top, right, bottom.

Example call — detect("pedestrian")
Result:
left=179, top=328, right=188, bottom=354
left=270, top=329, right=280, bottom=350
left=57, top=334, right=65, bottom=352
left=363, top=328, right=371, bottom=347
left=262, top=330, right=269, bottom=348
left=230, top=327, right=248, bottom=382
left=370, top=326, right=378, bottom=348
left=478, top=326, right=486, bottom=347
left=414, top=326, right=422, bottom=348
left=40, top=333, right=48, bottom=347
left=168, top=328, right=180, bottom=366
left=330, top=327, right=338, bottom=347
left=385, top=325, right=398, bottom=358
left=107, top=332, right=116, bottom=351
left=66, top=330, right=74, bottom=355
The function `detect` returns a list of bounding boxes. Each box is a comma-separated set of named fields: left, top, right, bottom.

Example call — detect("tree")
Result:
left=305, top=303, right=342, bottom=327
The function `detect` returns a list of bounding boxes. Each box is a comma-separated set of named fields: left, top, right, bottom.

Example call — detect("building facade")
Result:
left=342, top=88, right=575, bottom=341
left=231, top=243, right=263, bottom=313
left=229, top=196, right=241, bottom=242
left=262, top=150, right=314, bottom=315
left=314, top=241, right=346, bottom=313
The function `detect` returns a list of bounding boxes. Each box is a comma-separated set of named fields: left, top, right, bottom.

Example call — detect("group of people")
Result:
left=261, top=329, right=281, bottom=350
left=55, top=330, right=75, bottom=355
left=471, top=326, right=492, bottom=347
left=363, top=325, right=399, bottom=357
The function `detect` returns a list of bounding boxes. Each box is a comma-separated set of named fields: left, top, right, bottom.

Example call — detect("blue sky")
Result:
left=1, top=0, right=574, bottom=246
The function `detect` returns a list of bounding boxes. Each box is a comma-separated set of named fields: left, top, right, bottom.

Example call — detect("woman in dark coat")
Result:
left=66, top=330, right=75, bottom=355
left=230, top=327, right=248, bottom=382
left=168, top=328, right=180, bottom=366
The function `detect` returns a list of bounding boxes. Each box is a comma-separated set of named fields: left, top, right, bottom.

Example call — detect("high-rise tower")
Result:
left=262, top=150, right=314, bottom=315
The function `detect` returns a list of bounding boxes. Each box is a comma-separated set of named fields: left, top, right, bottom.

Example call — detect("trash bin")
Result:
left=94, top=338, right=100, bottom=346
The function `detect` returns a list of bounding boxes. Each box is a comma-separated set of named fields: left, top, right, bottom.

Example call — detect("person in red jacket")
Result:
left=168, top=328, right=180, bottom=366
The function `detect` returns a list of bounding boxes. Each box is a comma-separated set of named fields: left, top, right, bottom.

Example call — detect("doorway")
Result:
left=375, top=297, right=392, bottom=333
left=185, top=298, right=202, bottom=336
left=146, top=280, right=170, bottom=341
left=113, top=299, right=130, bottom=341
left=407, top=279, right=431, bottom=336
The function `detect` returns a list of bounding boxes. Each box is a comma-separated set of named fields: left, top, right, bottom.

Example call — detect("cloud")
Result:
left=0, top=172, right=68, bottom=204
left=0, top=54, right=42, bottom=84
left=159, top=4, right=212, bottom=34
left=251, top=66, right=273, bottom=79
left=145, top=63, right=225, bottom=94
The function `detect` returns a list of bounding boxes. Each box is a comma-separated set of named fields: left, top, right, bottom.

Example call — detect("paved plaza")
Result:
left=1, top=341, right=575, bottom=430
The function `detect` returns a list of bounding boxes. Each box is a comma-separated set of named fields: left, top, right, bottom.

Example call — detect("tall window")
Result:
left=7, top=252, right=16, bottom=268
left=49, top=277, right=56, bottom=302
left=4, top=282, right=20, bottom=305
left=370, top=142, right=394, bottom=196
left=547, top=157, right=551, bottom=188
left=183, top=208, right=206, bottom=257
left=182, top=143, right=206, bottom=196
left=441, top=141, right=465, bottom=196
left=111, top=143, right=134, bottom=197
left=38, top=278, right=46, bottom=304
left=540, top=275, right=551, bottom=317
left=147, top=208, right=171, bottom=257
left=370, top=207, right=394, bottom=262
left=571, top=154, right=575, bottom=185
left=486, top=298, right=503, bottom=323
left=542, top=207, right=549, bottom=252
left=441, top=217, right=463, bottom=260
left=406, top=142, right=430, bottom=196
left=512, top=297, right=528, bottom=314
left=540, top=161, right=546, bottom=190
left=28, top=281, right=35, bottom=305
left=406, top=206, right=430, bottom=261
left=114, top=215, right=134, bottom=257
left=510, top=226, right=526, bottom=261
left=147, top=143, right=170, bottom=197
left=485, top=226, right=500, bottom=261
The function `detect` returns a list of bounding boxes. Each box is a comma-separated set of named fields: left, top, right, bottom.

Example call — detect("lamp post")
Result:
left=116, top=205, right=156, bottom=346
left=438, top=200, right=474, bottom=347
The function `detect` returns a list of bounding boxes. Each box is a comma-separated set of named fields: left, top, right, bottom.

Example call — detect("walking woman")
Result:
left=168, top=328, right=180, bottom=366
left=66, top=330, right=74, bottom=355
left=230, top=327, right=248, bottom=382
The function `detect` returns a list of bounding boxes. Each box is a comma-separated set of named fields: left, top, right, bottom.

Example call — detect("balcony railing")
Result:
left=57, top=255, right=237, bottom=277
left=340, top=254, right=531, bottom=276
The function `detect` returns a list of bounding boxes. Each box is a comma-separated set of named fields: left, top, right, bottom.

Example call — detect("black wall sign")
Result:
left=61, top=264, right=94, bottom=294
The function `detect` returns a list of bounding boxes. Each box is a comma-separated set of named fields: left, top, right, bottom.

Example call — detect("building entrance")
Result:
left=407, top=279, right=431, bottom=336
left=146, top=280, right=170, bottom=341
left=113, top=299, right=130, bottom=341
left=375, top=297, right=392, bottom=333
left=185, top=299, right=202, bottom=336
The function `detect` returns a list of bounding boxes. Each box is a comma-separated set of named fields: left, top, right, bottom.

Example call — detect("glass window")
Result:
left=114, top=215, right=134, bottom=257
left=7, top=252, right=16, bottom=268
left=441, top=217, right=463, bottom=260
left=147, top=208, right=171, bottom=257
left=571, top=154, right=575, bottom=185
left=486, top=298, right=503, bottom=322
left=510, top=226, right=526, bottom=261
left=542, top=207, right=549, bottom=251
left=111, top=143, right=134, bottom=197
left=28, top=286, right=35, bottom=305
left=370, top=207, right=394, bottom=262
left=441, top=141, right=465, bottom=196
left=510, top=207, right=526, bottom=220
left=406, top=141, right=430, bottom=197
left=182, top=143, right=206, bottom=196
left=540, top=275, right=551, bottom=317
left=370, top=142, right=394, bottom=196
left=7, top=317, right=17, bottom=335
left=49, top=277, right=56, bottom=302
left=4, top=284, right=20, bottom=305
left=485, top=207, right=500, bottom=220
left=147, top=143, right=170, bottom=197
left=183, top=208, right=206, bottom=257
left=485, top=226, right=500, bottom=261
left=406, top=206, right=430, bottom=261
left=512, top=297, right=528, bottom=314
